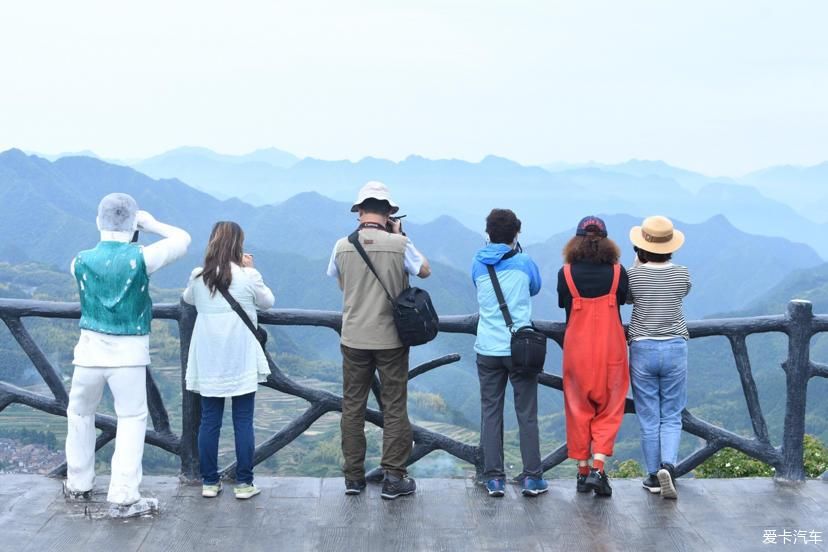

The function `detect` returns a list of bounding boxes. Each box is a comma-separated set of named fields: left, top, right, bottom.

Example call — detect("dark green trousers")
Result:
left=340, top=344, right=412, bottom=479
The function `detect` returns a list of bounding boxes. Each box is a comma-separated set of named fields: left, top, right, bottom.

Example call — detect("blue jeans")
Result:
left=198, top=392, right=256, bottom=485
left=629, top=338, right=688, bottom=475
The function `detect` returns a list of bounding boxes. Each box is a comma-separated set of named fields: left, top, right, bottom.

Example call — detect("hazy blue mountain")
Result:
left=742, top=162, right=828, bottom=224
left=134, top=147, right=300, bottom=199
left=544, top=159, right=732, bottom=192
left=140, top=146, right=300, bottom=168
left=3, top=149, right=822, bottom=320
left=28, top=149, right=102, bottom=162
left=731, top=262, right=828, bottom=316
left=128, top=149, right=828, bottom=256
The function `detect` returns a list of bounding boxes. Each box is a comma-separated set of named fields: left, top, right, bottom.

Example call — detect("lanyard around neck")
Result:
left=358, top=222, right=388, bottom=232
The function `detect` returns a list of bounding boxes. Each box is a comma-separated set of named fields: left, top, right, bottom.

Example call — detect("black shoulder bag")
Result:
left=486, top=258, right=546, bottom=374
left=218, top=287, right=269, bottom=348
left=347, top=231, right=439, bottom=347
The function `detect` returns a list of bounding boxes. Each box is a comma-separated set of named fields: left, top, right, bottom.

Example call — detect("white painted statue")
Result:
left=64, top=193, right=190, bottom=515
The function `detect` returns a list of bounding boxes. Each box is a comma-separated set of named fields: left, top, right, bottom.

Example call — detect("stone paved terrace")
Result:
left=1, top=475, right=827, bottom=552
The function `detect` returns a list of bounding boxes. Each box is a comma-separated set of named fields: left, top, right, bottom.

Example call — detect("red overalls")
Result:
left=562, top=263, right=629, bottom=460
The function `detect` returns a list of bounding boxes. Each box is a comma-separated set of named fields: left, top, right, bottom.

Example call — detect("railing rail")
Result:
left=0, top=297, right=825, bottom=482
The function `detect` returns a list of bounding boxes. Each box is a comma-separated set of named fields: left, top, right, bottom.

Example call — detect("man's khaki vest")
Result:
left=335, top=228, right=409, bottom=350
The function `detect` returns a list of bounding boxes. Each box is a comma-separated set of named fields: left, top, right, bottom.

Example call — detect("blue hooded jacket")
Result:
left=472, top=243, right=542, bottom=356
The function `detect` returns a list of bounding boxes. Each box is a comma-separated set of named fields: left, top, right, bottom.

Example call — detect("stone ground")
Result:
left=0, top=474, right=826, bottom=551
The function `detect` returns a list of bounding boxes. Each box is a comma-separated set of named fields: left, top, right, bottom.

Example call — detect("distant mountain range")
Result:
left=742, top=162, right=828, bottom=224
left=120, top=147, right=828, bottom=256
left=2, top=148, right=828, bottom=449
left=1, top=147, right=823, bottom=320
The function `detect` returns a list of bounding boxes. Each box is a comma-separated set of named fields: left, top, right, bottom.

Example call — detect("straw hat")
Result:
left=350, top=181, right=400, bottom=214
left=629, top=215, right=685, bottom=254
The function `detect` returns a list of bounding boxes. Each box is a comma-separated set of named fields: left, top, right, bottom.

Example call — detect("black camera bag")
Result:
left=486, top=259, right=546, bottom=374
left=348, top=231, right=439, bottom=347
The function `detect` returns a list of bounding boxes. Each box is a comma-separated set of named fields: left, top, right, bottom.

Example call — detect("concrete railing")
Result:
left=1, top=298, right=826, bottom=482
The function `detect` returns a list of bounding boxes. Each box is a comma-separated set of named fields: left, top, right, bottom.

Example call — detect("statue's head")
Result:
left=96, top=193, right=138, bottom=232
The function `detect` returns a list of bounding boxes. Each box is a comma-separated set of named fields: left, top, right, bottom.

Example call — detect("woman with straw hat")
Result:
left=627, top=215, right=691, bottom=500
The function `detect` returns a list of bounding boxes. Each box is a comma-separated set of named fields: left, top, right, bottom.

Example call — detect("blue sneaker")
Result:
left=485, top=478, right=505, bottom=497
left=521, top=477, right=549, bottom=497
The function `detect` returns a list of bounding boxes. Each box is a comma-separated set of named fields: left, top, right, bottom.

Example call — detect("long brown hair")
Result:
left=563, top=236, right=620, bottom=264
left=199, top=221, right=244, bottom=295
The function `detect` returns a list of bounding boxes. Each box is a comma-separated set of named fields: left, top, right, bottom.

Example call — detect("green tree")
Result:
left=608, top=459, right=644, bottom=478
left=696, top=434, right=828, bottom=478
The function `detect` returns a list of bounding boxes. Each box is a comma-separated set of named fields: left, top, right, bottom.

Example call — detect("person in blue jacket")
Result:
left=472, top=208, right=547, bottom=497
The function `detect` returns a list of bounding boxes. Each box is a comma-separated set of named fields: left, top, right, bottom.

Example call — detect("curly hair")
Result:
left=486, top=209, right=521, bottom=244
left=563, top=236, right=620, bottom=264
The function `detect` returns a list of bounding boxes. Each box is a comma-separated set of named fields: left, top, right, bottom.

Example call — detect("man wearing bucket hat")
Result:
left=327, top=181, right=431, bottom=499
left=627, top=215, right=691, bottom=500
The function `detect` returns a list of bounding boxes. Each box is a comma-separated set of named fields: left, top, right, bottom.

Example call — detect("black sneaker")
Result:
left=642, top=474, right=661, bottom=494
left=657, top=463, right=678, bottom=499
left=576, top=474, right=590, bottom=493
left=344, top=478, right=367, bottom=495
left=381, top=473, right=416, bottom=500
left=584, top=469, right=612, bottom=497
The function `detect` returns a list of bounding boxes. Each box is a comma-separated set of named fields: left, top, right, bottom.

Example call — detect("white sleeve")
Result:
left=404, top=240, right=424, bottom=276
left=326, top=245, right=340, bottom=278
left=245, top=268, right=275, bottom=310
left=140, top=221, right=192, bottom=274
left=182, top=268, right=200, bottom=305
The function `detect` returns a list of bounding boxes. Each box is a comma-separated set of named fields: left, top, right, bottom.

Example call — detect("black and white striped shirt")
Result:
left=626, top=262, right=691, bottom=341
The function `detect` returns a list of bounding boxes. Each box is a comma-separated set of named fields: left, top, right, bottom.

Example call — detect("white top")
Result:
left=326, top=238, right=424, bottom=279
left=182, top=264, right=275, bottom=397
left=72, top=220, right=191, bottom=368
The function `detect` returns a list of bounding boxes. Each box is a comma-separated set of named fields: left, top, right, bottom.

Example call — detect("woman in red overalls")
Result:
left=557, top=216, right=629, bottom=497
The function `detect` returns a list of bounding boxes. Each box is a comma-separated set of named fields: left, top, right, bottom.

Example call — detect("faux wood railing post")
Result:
left=779, top=300, right=813, bottom=482
left=178, top=300, right=200, bottom=482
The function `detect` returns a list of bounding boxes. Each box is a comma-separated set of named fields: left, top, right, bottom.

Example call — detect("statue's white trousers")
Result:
left=65, top=365, right=147, bottom=505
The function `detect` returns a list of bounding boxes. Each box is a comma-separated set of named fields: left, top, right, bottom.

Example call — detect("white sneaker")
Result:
left=62, top=480, right=92, bottom=501
left=234, top=483, right=261, bottom=500
left=202, top=482, right=223, bottom=498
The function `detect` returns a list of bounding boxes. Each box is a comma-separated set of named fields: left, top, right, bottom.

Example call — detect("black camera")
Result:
left=386, top=214, right=406, bottom=233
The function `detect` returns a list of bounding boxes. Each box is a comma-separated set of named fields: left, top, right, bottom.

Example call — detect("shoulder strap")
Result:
left=563, top=264, right=582, bottom=311
left=608, top=264, right=621, bottom=307
left=347, top=231, right=395, bottom=303
left=486, top=263, right=514, bottom=329
left=563, top=264, right=581, bottom=298
left=218, top=286, right=261, bottom=342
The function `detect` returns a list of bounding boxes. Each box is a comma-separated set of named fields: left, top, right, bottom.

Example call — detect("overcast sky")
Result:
left=1, top=0, right=826, bottom=176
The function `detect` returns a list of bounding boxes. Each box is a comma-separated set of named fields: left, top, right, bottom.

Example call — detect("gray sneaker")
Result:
left=657, top=463, right=678, bottom=499
left=381, top=473, right=416, bottom=500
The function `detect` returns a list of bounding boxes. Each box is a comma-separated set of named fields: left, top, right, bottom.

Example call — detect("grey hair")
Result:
left=97, top=193, right=138, bottom=232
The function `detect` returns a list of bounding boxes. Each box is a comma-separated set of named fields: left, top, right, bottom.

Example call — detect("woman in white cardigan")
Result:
left=183, top=221, right=274, bottom=500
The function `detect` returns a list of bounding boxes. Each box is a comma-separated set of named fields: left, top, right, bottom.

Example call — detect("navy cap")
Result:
left=575, top=216, right=608, bottom=237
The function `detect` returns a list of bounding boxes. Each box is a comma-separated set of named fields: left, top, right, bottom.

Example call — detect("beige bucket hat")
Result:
left=350, top=181, right=399, bottom=214
left=629, top=215, right=685, bottom=254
